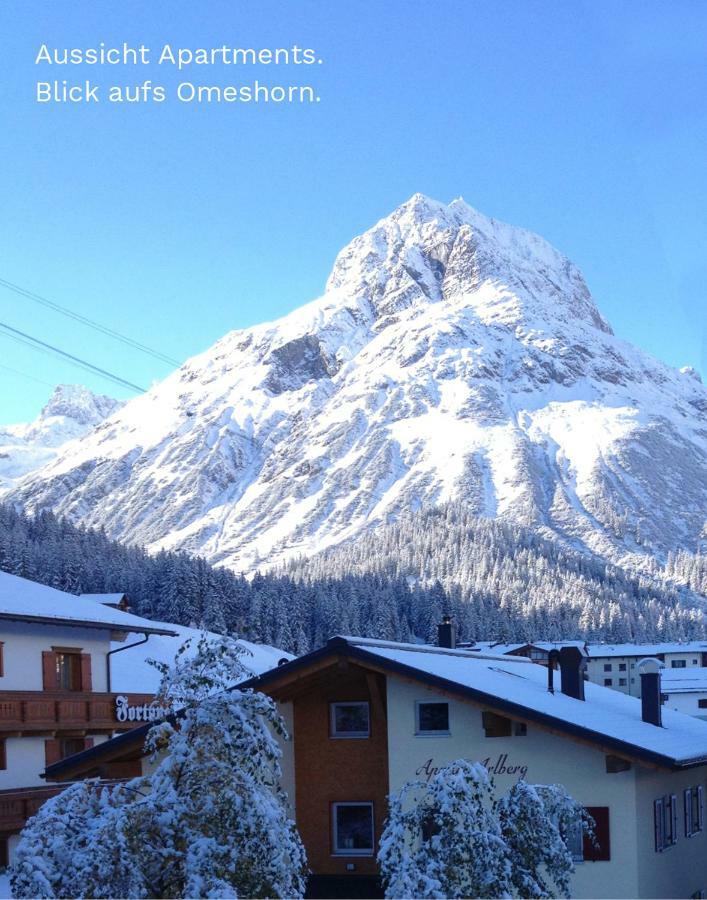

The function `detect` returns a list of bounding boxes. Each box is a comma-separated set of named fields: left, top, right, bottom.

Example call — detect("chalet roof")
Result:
left=0, top=571, right=176, bottom=636
left=44, top=634, right=707, bottom=782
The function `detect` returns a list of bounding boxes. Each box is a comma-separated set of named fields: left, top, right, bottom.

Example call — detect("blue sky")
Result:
left=0, top=0, right=705, bottom=424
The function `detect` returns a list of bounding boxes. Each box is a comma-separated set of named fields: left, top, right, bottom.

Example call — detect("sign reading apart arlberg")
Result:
left=115, top=695, right=168, bottom=723
left=416, top=754, right=528, bottom=783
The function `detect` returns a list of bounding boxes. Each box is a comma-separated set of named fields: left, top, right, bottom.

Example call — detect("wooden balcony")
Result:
left=0, top=785, right=64, bottom=833
left=0, top=691, right=158, bottom=736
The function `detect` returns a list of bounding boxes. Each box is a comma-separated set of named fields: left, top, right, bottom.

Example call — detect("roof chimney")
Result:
left=638, top=658, right=663, bottom=727
left=438, top=616, right=456, bottom=650
left=559, top=646, right=587, bottom=701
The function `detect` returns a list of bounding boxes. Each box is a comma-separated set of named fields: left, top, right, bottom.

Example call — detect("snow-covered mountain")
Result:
left=0, top=385, right=122, bottom=489
left=4, top=195, right=706, bottom=571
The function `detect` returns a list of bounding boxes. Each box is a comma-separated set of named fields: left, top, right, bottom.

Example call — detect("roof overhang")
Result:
left=0, top=610, right=177, bottom=636
left=44, top=636, right=707, bottom=781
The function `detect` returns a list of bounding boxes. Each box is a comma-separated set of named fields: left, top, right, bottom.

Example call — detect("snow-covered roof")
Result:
left=313, top=636, right=707, bottom=768
left=661, top=667, right=707, bottom=694
left=467, top=640, right=707, bottom=659
left=586, top=642, right=707, bottom=659
left=111, top=621, right=293, bottom=693
left=0, top=571, right=175, bottom=636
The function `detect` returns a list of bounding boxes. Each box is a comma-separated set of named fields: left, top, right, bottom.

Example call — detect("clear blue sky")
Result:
left=1, top=0, right=705, bottom=424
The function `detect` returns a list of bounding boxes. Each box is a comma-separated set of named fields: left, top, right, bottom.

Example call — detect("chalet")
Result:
left=0, top=571, right=177, bottom=866
left=45, top=625, right=707, bottom=899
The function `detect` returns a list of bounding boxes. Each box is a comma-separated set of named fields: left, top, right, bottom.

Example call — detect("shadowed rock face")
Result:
left=264, top=335, right=338, bottom=394
left=4, top=195, right=706, bottom=573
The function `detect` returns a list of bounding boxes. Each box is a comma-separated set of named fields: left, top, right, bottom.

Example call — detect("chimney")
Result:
left=437, top=616, right=456, bottom=650
left=638, top=658, right=663, bottom=727
left=559, top=646, right=587, bottom=701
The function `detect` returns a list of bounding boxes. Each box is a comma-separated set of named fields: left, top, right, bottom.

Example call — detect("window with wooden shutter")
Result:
left=42, top=651, right=58, bottom=690
left=80, top=654, right=92, bottom=692
left=0, top=836, right=7, bottom=870
left=0, top=740, right=6, bottom=771
left=583, top=806, right=610, bottom=861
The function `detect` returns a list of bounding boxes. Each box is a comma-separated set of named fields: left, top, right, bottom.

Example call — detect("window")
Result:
left=56, top=652, right=82, bottom=691
left=416, top=701, right=449, bottom=735
left=45, top=737, right=93, bottom=767
left=603, top=664, right=612, bottom=672
left=619, top=678, right=627, bottom=686
left=604, top=678, right=613, bottom=687
left=693, top=659, right=699, bottom=665
left=671, top=660, right=687, bottom=669
left=0, top=740, right=5, bottom=771
left=562, top=817, right=584, bottom=861
left=330, top=702, right=370, bottom=738
left=332, top=803, right=374, bottom=855
left=561, top=807, right=610, bottom=861
left=654, top=795, right=678, bottom=851
left=698, top=699, right=707, bottom=709
left=0, top=836, right=7, bottom=870
left=618, top=663, right=627, bottom=672
left=684, top=787, right=704, bottom=837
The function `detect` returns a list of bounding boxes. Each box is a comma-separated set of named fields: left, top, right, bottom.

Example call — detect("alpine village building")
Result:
left=47, top=623, right=707, bottom=899
left=0, top=570, right=178, bottom=865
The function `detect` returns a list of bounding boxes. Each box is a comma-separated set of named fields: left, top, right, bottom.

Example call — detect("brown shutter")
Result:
left=44, top=739, right=61, bottom=767
left=0, top=642, right=4, bottom=677
left=42, top=651, right=58, bottom=690
left=584, top=806, right=611, bottom=861
left=80, top=654, right=92, bottom=692
left=0, top=739, right=6, bottom=771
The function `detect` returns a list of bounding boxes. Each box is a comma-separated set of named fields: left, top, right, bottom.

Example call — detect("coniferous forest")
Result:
left=0, top=502, right=704, bottom=654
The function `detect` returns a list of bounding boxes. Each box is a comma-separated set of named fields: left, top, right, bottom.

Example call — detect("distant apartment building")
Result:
left=469, top=640, right=707, bottom=699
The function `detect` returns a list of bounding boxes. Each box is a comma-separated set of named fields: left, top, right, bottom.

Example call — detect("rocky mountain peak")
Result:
left=38, top=384, right=122, bottom=427
left=325, top=194, right=612, bottom=336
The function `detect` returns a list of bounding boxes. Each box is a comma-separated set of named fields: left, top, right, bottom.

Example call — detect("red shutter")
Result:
left=584, top=806, right=610, bottom=861
left=84, top=738, right=94, bottom=750
left=44, top=739, right=61, bottom=767
left=42, top=651, right=58, bottom=690
left=80, top=654, right=92, bottom=692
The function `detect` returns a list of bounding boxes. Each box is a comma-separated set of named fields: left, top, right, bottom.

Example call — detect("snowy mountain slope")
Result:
left=0, top=385, right=122, bottom=489
left=4, top=195, right=707, bottom=571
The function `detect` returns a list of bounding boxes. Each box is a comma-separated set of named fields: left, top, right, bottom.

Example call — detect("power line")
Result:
left=0, top=276, right=181, bottom=367
left=0, top=321, right=146, bottom=393
left=0, top=362, right=56, bottom=389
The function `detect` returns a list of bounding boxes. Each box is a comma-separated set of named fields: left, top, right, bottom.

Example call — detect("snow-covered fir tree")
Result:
left=10, top=636, right=307, bottom=899
left=0, top=502, right=703, bottom=652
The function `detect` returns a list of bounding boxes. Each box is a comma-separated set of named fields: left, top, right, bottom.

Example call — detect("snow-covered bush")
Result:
left=11, top=636, right=307, bottom=899
left=497, top=780, right=593, bottom=898
left=378, top=759, right=590, bottom=900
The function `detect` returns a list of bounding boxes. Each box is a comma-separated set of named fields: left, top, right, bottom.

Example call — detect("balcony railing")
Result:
left=0, top=691, right=158, bottom=734
left=0, top=786, right=64, bottom=832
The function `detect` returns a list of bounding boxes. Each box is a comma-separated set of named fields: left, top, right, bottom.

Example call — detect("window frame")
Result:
left=415, top=700, right=451, bottom=737
left=329, top=702, right=370, bottom=739
left=331, top=802, right=375, bottom=857
left=55, top=651, right=83, bottom=692
left=655, top=794, right=678, bottom=851
left=684, top=786, right=704, bottom=838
